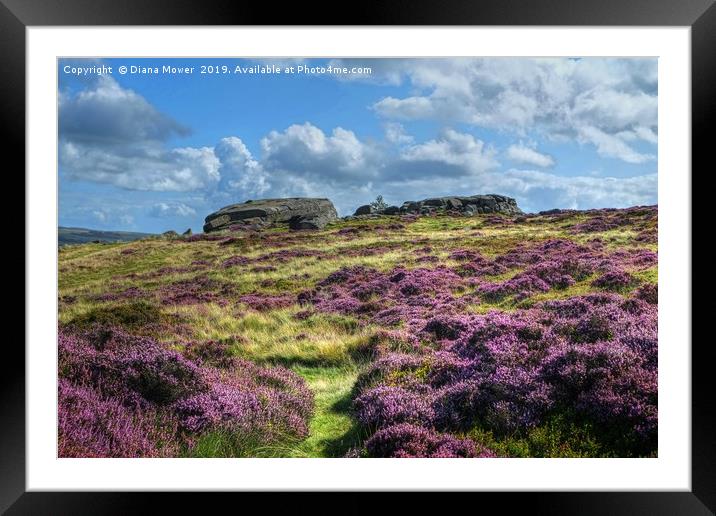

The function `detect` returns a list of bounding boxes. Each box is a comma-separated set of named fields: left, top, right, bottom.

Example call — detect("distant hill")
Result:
left=59, top=227, right=154, bottom=246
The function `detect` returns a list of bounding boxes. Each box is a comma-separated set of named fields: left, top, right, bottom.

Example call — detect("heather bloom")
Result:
left=364, top=423, right=492, bottom=458
left=92, top=286, right=148, bottom=302
left=221, top=256, right=250, bottom=268
left=542, top=341, right=657, bottom=441
left=58, top=379, right=171, bottom=458
left=449, top=249, right=485, bottom=262
left=58, top=327, right=313, bottom=457
left=353, top=290, right=656, bottom=447
left=571, top=216, right=621, bottom=233
left=119, top=346, right=208, bottom=405
left=425, top=351, right=474, bottom=387
left=173, top=364, right=313, bottom=439
left=59, top=326, right=209, bottom=407
left=308, top=264, right=468, bottom=332
left=361, top=329, right=422, bottom=357
left=591, top=269, right=636, bottom=291
left=183, top=339, right=239, bottom=369
left=478, top=273, right=550, bottom=301
left=159, top=276, right=234, bottom=305
left=416, top=254, right=439, bottom=264
left=354, top=385, right=435, bottom=428
left=173, top=384, right=262, bottom=434
left=633, top=283, right=658, bottom=304
left=570, top=206, right=657, bottom=234
left=257, top=248, right=325, bottom=262
left=356, top=353, right=428, bottom=392
left=634, top=229, right=657, bottom=244
left=456, top=261, right=507, bottom=277
left=423, top=315, right=471, bottom=341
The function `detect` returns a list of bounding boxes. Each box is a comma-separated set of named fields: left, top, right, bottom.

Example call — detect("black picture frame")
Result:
left=3, top=0, right=711, bottom=513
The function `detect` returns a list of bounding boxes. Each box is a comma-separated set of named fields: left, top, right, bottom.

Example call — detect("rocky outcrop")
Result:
left=353, top=204, right=401, bottom=216
left=401, top=195, right=522, bottom=216
left=203, top=198, right=338, bottom=232
left=351, top=194, right=522, bottom=218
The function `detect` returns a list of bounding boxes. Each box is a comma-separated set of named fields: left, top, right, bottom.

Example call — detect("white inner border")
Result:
left=27, top=27, right=691, bottom=491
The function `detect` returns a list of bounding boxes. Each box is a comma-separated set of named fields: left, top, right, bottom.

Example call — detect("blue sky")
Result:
left=58, top=58, right=657, bottom=233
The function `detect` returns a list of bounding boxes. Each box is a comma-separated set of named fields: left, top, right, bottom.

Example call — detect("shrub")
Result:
left=354, top=385, right=435, bottom=428
left=542, top=341, right=657, bottom=444
left=59, top=326, right=208, bottom=407
left=66, top=301, right=165, bottom=330
left=184, top=339, right=238, bottom=368
left=175, top=365, right=313, bottom=441
left=370, top=195, right=389, bottom=211
left=633, top=283, right=658, bottom=304
left=58, top=379, right=174, bottom=458
left=364, top=423, right=492, bottom=458
left=591, top=269, right=636, bottom=291
left=423, top=315, right=470, bottom=341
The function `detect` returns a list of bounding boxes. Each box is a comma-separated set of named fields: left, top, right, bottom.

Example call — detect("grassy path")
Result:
left=289, top=365, right=365, bottom=458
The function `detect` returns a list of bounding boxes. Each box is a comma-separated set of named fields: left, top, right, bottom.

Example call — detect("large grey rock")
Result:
left=400, top=201, right=420, bottom=213
left=354, top=204, right=376, bottom=216
left=422, top=198, right=447, bottom=207
left=204, top=198, right=338, bottom=232
left=445, top=198, right=463, bottom=210
left=289, top=212, right=337, bottom=230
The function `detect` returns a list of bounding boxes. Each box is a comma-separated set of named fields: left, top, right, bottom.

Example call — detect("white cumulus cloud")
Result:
left=59, top=140, right=221, bottom=192
left=59, top=75, right=188, bottom=144
left=150, top=202, right=197, bottom=218
left=59, top=76, right=220, bottom=192
left=365, top=57, right=657, bottom=164
left=383, top=122, right=414, bottom=145
left=260, top=123, right=379, bottom=181
left=393, top=129, right=499, bottom=178
left=215, top=136, right=269, bottom=196
left=506, top=142, right=555, bottom=167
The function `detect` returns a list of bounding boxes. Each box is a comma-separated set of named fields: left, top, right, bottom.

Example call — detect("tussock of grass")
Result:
left=633, top=266, right=657, bottom=284
left=171, top=304, right=372, bottom=368
left=187, top=428, right=307, bottom=458
left=65, top=300, right=167, bottom=330
left=466, top=413, right=606, bottom=458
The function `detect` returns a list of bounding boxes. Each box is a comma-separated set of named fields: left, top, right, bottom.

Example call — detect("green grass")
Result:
left=465, top=409, right=656, bottom=458
left=633, top=266, right=658, bottom=284
left=465, top=412, right=606, bottom=458
left=288, top=365, right=366, bottom=458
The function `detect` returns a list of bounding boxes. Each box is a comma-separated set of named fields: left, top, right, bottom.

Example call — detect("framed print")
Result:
left=4, top=0, right=713, bottom=512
